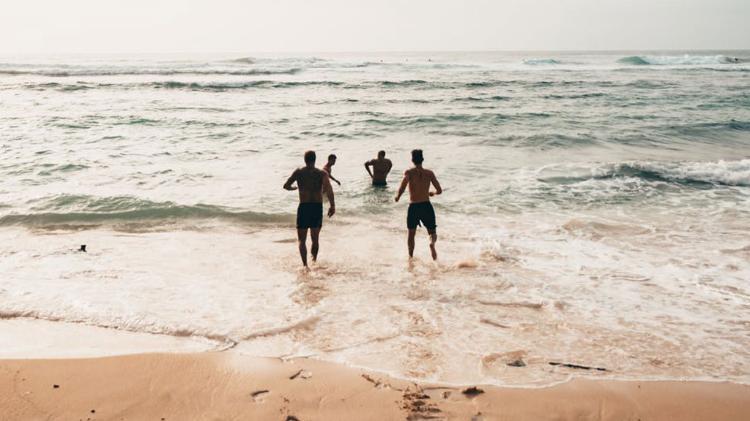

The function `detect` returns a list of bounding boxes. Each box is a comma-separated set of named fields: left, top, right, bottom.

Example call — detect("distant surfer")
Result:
left=284, top=151, right=336, bottom=267
left=323, top=154, right=341, bottom=186
left=364, top=150, right=393, bottom=186
left=394, top=149, right=442, bottom=260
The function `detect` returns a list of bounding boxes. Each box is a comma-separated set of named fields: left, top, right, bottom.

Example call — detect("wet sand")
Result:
left=1, top=352, right=749, bottom=420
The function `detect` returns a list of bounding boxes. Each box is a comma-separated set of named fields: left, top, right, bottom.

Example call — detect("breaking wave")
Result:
left=617, top=55, right=742, bottom=66
left=0, top=195, right=292, bottom=228
left=542, top=159, right=750, bottom=187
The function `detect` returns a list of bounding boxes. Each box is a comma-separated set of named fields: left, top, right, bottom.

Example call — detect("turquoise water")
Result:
left=1, top=52, right=749, bottom=386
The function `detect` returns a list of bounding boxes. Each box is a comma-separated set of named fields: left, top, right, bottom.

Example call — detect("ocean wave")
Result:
left=617, top=55, right=741, bottom=66
left=12, top=78, right=648, bottom=93
left=150, top=80, right=344, bottom=91
left=0, top=195, right=292, bottom=229
left=0, top=68, right=302, bottom=77
left=0, top=309, right=234, bottom=345
left=542, top=159, right=750, bottom=187
left=523, top=58, right=561, bottom=66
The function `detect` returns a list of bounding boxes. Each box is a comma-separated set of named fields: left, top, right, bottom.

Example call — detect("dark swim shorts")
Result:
left=372, top=180, right=387, bottom=187
left=297, top=202, right=323, bottom=229
left=407, top=201, right=437, bottom=231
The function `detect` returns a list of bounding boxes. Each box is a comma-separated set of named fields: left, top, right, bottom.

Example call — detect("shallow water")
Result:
left=1, top=51, right=749, bottom=386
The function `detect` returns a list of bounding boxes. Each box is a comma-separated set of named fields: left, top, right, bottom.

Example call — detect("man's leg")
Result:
left=408, top=229, right=416, bottom=258
left=428, top=230, right=437, bottom=260
left=310, top=228, right=321, bottom=262
left=297, top=228, right=309, bottom=267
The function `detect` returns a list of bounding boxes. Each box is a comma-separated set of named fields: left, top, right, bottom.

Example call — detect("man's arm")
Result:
left=364, top=160, right=374, bottom=178
left=329, top=173, right=341, bottom=186
left=394, top=171, right=409, bottom=202
left=323, top=173, right=336, bottom=217
left=429, top=171, right=443, bottom=196
left=283, top=169, right=298, bottom=190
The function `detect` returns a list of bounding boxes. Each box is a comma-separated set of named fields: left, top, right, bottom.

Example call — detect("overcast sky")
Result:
left=1, top=0, right=748, bottom=54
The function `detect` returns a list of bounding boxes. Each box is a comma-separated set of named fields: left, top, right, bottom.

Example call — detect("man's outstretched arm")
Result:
left=364, top=161, right=374, bottom=178
left=394, top=172, right=409, bottom=202
left=323, top=173, right=336, bottom=216
left=283, top=170, right=298, bottom=190
left=430, top=172, right=443, bottom=196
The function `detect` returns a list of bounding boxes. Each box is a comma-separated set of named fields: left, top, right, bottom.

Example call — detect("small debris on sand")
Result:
left=462, top=387, right=484, bottom=397
left=507, top=359, right=526, bottom=367
left=549, top=362, right=608, bottom=371
left=480, top=318, right=510, bottom=329
left=290, top=369, right=312, bottom=380
left=53, top=384, right=60, bottom=389
left=250, top=389, right=270, bottom=402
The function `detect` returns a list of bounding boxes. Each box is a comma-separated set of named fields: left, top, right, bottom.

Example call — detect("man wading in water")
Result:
left=364, top=150, right=393, bottom=186
left=284, top=150, right=335, bottom=267
left=394, top=149, right=442, bottom=260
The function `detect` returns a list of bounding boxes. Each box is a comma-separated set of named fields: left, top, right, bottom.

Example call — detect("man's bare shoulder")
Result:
left=297, top=167, right=325, bottom=176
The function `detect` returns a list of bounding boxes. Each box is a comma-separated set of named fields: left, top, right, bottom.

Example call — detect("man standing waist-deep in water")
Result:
left=394, top=149, right=442, bottom=260
left=284, top=150, right=335, bottom=267
left=364, top=150, right=393, bottom=186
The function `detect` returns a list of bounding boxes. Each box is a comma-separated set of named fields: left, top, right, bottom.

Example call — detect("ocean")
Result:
left=0, top=51, right=749, bottom=386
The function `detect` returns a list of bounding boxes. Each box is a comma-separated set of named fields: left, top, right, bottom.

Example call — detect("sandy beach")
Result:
left=0, top=351, right=747, bottom=421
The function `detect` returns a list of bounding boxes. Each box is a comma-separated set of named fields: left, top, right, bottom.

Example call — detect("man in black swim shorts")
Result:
left=394, top=149, right=443, bottom=260
left=284, top=150, right=335, bottom=267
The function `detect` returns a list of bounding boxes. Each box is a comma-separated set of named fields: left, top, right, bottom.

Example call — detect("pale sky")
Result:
left=1, top=0, right=748, bottom=54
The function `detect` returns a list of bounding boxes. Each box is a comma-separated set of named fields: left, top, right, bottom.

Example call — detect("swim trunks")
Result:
left=372, top=180, right=387, bottom=187
left=297, top=202, right=323, bottom=229
left=407, top=201, right=436, bottom=231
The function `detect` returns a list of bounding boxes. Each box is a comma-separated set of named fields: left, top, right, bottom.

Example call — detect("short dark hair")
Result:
left=378, top=150, right=386, bottom=158
left=328, top=154, right=337, bottom=161
left=304, top=150, right=316, bottom=164
left=411, top=149, right=424, bottom=165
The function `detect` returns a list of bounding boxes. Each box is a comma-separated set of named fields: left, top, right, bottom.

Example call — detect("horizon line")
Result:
left=1, top=48, right=749, bottom=56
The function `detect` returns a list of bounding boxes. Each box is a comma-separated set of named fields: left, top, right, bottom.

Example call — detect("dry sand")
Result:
left=1, top=352, right=749, bottom=420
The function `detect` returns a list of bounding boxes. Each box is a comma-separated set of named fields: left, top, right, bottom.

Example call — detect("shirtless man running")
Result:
left=364, top=150, right=393, bottom=186
left=284, top=150, right=335, bottom=267
left=394, top=149, right=442, bottom=260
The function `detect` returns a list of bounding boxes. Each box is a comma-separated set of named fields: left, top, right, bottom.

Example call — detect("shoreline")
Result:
left=4, top=317, right=749, bottom=390
left=2, top=352, right=749, bottom=420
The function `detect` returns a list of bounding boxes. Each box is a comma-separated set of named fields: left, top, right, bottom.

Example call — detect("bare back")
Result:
left=369, top=158, right=392, bottom=183
left=405, top=167, right=437, bottom=203
left=295, top=167, right=326, bottom=203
